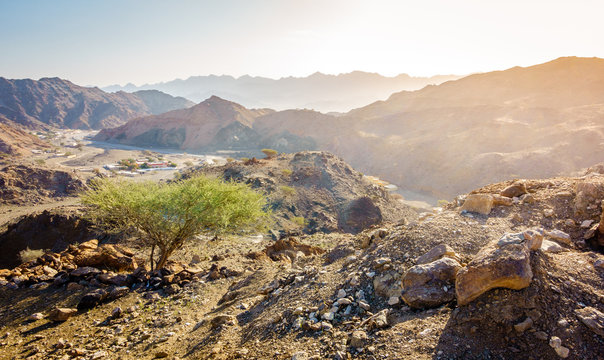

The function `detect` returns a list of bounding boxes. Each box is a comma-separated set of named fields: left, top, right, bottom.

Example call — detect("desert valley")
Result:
left=1, top=2, right=603, bottom=360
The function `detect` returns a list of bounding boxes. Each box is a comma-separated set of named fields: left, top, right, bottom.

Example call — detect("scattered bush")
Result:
left=184, top=161, right=194, bottom=167
left=281, top=169, right=292, bottom=176
left=19, top=247, right=45, bottom=263
left=168, top=161, right=177, bottom=167
left=82, top=176, right=270, bottom=269
left=35, top=159, right=46, bottom=165
left=291, top=216, right=307, bottom=228
left=240, top=157, right=249, bottom=163
left=226, top=157, right=235, bottom=163
left=437, top=199, right=449, bottom=207
left=261, top=148, right=278, bottom=159
left=280, top=185, right=296, bottom=197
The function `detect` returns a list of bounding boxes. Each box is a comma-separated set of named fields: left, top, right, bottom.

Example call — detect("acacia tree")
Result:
left=261, top=148, right=278, bottom=159
left=82, top=176, right=270, bottom=269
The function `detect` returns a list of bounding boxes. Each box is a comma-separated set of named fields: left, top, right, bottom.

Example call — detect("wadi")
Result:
left=1, top=2, right=604, bottom=360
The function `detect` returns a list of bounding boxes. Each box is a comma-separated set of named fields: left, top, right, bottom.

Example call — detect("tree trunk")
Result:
left=149, top=244, right=156, bottom=271
left=156, top=248, right=172, bottom=270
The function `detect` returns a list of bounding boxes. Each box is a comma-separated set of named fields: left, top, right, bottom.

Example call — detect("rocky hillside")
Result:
left=0, top=164, right=87, bottom=205
left=0, top=77, right=194, bottom=130
left=0, top=171, right=603, bottom=359
left=0, top=119, right=51, bottom=156
left=183, top=151, right=417, bottom=234
left=95, top=96, right=278, bottom=150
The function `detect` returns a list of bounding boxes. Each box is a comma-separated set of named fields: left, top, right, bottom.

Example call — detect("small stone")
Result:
left=337, top=289, right=347, bottom=298
left=387, top=296, right=400, bottom=306
left=581, top=220, right=594, bottom=228
left=541, top=240, right=566, bottom=253
left=514, top=317, right=533, bottom=333
left=111, top=307, right=123, bottom=319
left=91, top=350, right=108, bottom=359
left=460, top=194, right=494, bottom=215
left=501, top=183, right=527, bottom=198
left=291, top=351, right=308, bottom=360
left=549, top=336, right=569, bottom=358
left=534, top=331, right=548, bottom=341
left=337, top=298, right=352, bottom=306
left=594, top=259, right=604, bottom=270
left=28, top=313, right=45, bottom=321
left=155, top=351, right=169, bottom=358
left=349, top=330, right=368, bottom=348
left=546, top=229, right=571, bottom=245
left=543, top=209, right=554, bottom=217
left=564, top=219, right=575, bottom=227
left=358, top=301, right=370, bottom=311
left=48, top=308, right=78, bottom=322
left=575, top=306, right=604, bottom=337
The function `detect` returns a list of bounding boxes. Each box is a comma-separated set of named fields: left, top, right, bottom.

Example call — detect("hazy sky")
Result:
left=1, top=0, right=602, bottom=86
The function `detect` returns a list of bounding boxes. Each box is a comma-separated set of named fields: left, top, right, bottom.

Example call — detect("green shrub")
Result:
left=35, top=159, right=46, bottom=165
left=261, top=148, right=278, bottom=159
left=281, top=169, right=292, bottom=176
left=280, top=185, right=296, bottom=197
left=291, top=216, right=307, bottom=227
left=82, top=176, right=270, bottom=269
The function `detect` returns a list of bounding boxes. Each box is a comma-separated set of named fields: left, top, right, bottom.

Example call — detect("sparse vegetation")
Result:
left=281, top=168, right=292, bottom=176
left=82, top=176, right=270, bottom=269
left=261, top=148, right=278, bottom=159
left=240, top=157, right=249, bottom=162
left=35, top=159, right=46, bottom=165
left=291, top=216, right=307, bottom=227
left=168, top=161, right=177, bottom=167
left=437, top=199, right=449, bottom=207
left=226, top=157, right=235, bottom=163
left=280, top=185, right=296, bottom=197
left=19, top=247, right=45, bottom=263
left=184, top=161, right=194, bottom=167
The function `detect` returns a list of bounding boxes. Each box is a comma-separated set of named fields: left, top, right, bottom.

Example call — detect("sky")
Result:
left=0, top=0, right=603, bottom=87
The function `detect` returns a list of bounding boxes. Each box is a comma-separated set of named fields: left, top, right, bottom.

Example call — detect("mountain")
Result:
left=103, top=71, right=461, bottom=113
left=132, top=90, right=195, bottom=114
left=0, top=118, right=51, bottom=156
left=95, top=96, right=274, bottom=149
left=0, top=77, right=194, bottom=130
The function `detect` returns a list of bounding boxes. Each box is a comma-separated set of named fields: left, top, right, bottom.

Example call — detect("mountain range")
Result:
left=96, top=57, right=604, bottom=200
left=0, top=77, right=193, bottom=130
left=102, top=72, right=461, bottom=113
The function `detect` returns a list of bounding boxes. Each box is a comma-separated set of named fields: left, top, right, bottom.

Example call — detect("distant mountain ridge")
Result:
left=0, top=77, right=194, bottom=130
left=97, top=57, right=604, bottom=201
left=103, top=71, right=461, bottom=113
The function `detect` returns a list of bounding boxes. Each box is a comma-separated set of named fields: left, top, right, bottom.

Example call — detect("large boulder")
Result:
left=73, top=244, right=137, bottom=271
left=500, top=182, right=528, bottom=198
left=401, top=257, right=462, bottom=308
left=456, top=233, right=533, bottom=306
left=460, top=194, right=494, bottom=215
left=416, top=244, right=460, bottom=265
left=575, top=307, right=604, bottom=337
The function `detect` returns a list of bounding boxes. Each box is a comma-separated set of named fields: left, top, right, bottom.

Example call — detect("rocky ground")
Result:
left=0, top=157, right=603, bottom=360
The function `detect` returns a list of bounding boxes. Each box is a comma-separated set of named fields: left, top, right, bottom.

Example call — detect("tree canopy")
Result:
left=82, top=175, right=270, bottom=269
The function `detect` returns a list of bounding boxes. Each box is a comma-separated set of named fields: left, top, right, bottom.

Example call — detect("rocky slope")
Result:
left=0, top=164, right=87, bottom=205
left=0, top=119, right=51, bottom=156
left=0, top=171, right=603, bottom=359
left=132, top=90, right=195, bottom=115
left=183, top=151, right=417, bottom=234
left=0, top=77, right=194, bottom=130
left=95, top=96, right=277, bottom=150
left=103, top=71, right=461, bottom=113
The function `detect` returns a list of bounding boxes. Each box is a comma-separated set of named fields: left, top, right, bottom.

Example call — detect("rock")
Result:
left=78, top=239, right=98, bottom=251
left=91, top=350, right=108, bottom=359
left=492, top=194, right=513, bottom=206
left=290, top=351, right=308, bottom=360
left=210, top=314, right=237, bottom=329
left=111, top=307, right=123, bottom=319
left=349, top=330, right=368, bottom=348
left=501, top=183, right=527, bottom=198
left=594, top=259, right=604, bottom=270
left=372, top=272, right=402, bottom=299
left=574, top=306, right=604, bottom=337
left=358, top=300, right=370, bottom=311
left=155, top=351, right=169, bottom=358
left=460, top=194, right=494, bottom=215
left=581, top=220, right=594, bottom=228
left=70, top=266, right=101, bottom=277
left=401, top=257, right=461, bottom=308
left=337, top=289, right=347, bottom=299
left=108, top=286, right=129, bottom=300
left=456, top=238, right=532, bottom=306
left=546, top=229, right=571, bottom=245
left=373, top=257, right=392, bottom=269
left=48, top=307, right=77, bottom=322
left=520, top=193, right=535, bottom=204
left=302, top=320, right=322, bottom=331
left=522, top=229, right=544, bottom=250
left=541, top=240, right=566, bottom=253
left=28, top=312, right=45, bottom=321
left=534, top=331, right=549, bottom=341
left=543, top=209, right=554, bottom=217
left=416, top=244, right=460, bottom=265
left=514, top=317, right=533, bottom=333
left=388, top=296, right=400, bottom=306
left=361, top=309, right=390, bottom=329
left=77, top=289, right=108, bottom=310
left=549, top=336, right=569, bottom=358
